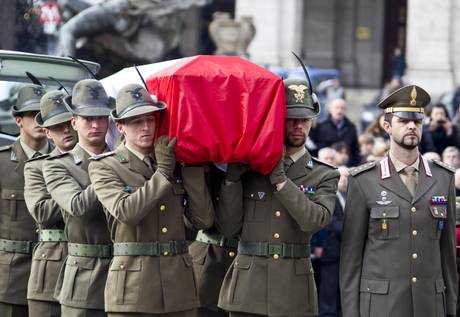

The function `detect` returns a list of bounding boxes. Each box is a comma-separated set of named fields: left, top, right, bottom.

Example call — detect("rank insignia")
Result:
left=307, top=160, right=314, bottom=168
left=431, top=195, right=448, bottom=205
left=123, top=185, right=133, bottom=193
left=376, top=190, right=391, bottom=205
left=258, top=192, right=266, bottom=200
left=299, top=185, right=316, bottom=196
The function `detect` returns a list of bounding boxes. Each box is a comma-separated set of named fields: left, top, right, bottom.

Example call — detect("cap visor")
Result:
left=112, top=105, right=164, bottom=122
left=286, top=107, right=320, bottom=119
left=393, top=112, right=424, bottom=120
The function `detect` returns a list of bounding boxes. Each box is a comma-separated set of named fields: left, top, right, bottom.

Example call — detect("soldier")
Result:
left=188, top=164, right=238, bottom=317
left=42, top=79, right=113, bottom=317
left=24, top=90, right=78, bottom=317
left=217, top=75, right=340, bottom=316
left=0, top=84, right=51, bottom=316
left=340, top=85, right=458, bottom=317
left=88, top=83, right=214, bottom=316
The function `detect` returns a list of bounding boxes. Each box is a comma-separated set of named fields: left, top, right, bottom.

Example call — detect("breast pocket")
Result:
left=428, top=205, right=448, bottom=240
left=243, top=191, right=268, bottom=222
left=108, top=256, right=142, bottom=305
left=1, top=188, right=25, bottom=221
left=369, top=206, right=400, bottom=240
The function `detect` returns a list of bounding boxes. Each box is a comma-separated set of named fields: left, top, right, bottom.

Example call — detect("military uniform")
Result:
left=0, top=84, right=50, bottom=317
left=217, top=65, right=340, bottom=316
left=188, top=165, right=238, bottom=317
left=88, top=83, right=214, bottom=316
left=42, top=80, right=113, bottom=317
left=340, top=86, right=458, bottom=317
left=25, top=90, right=76, bottom=317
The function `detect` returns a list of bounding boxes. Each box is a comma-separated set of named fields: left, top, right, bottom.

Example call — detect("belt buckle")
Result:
left=267, top=243, right=282, bottom=257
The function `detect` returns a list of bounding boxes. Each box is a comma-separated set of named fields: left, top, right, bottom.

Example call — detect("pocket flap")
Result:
left=429, top=206, right=448, bottom=219
left=33, top=246, right=63, bottom=261
left=188, top=242, right=207, bottom=265
left=234, top=256, right=251, bottom=270
left=1, top=188, right=24, bottom=200
left=110, top=256, right=142, bottom=271
left=370, top=206, right=399, bottom=219
left=360, top=278, right=389, bottom=294
left=243, top=191, right=267, bottom=201
left=435, top=278, right=446, bottom=293
left=67, top=256, right=96, bottom=270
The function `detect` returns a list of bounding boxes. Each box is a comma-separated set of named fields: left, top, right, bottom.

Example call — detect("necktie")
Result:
left=402, top=166, right=417, bottom=197
left=143, top=156, right=155, bottom=170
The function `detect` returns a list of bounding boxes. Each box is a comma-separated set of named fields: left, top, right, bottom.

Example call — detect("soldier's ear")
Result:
left=115, top=122, right=124, bottom=135
left=70, top=116, right=78, bottom=131
left=14, top=116, right=22, bottom=128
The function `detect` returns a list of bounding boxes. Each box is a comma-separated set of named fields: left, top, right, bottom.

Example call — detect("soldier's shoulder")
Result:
left=26, top=153, right=50, bottom=163
left=348, top=161, right=377, bottom=176
left=311, top=157, right=337, bottom=170
left=432, top=159, right=456, bottom=173
left=89, top=151, right=115, bottom=161
left=45, top=151, right=69, bottom=160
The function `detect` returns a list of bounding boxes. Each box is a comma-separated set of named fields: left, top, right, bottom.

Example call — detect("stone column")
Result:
left=235, top=0, right=304, bottom=67
left=405, top=0, right=460, bottom=96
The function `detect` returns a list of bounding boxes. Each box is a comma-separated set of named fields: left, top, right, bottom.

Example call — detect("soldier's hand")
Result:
left=269, top=158, right=287, bottom=185
left=155, top=136, right=176, bottom=178
left=226, top=163, right=249, bottom=182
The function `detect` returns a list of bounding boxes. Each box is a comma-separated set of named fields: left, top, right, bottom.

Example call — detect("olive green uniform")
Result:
left=24, top=148, right=66, bottom=317
left=217, top=151, right=339, bottom=316
left=88, top=143, right=214, bottom=315
left=340, top=157, right=458, bottom=316
left=43, top=144, right=112, bottom=316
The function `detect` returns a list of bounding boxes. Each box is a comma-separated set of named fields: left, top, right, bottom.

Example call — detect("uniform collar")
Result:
left=125, top=143, right=149, bottom=162
left=19, top=137, right=50, bottom=159
left=289, top=146, right=307, bottom=163
left=389, top=151, right=419, bottom=173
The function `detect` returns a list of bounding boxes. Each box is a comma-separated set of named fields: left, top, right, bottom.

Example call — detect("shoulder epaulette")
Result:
left=349, top=161, right=376, bottom=176
left=311, top=157, right=337, bottom=169
left=46, top=152, right=69, bottom=160
left=0, top=144, right=12, bottom=152
left=433, top=160, right=456, bottom=173
left=89, top=151, right=115, bottom=161
left=26, top=153, right=50, bottom=162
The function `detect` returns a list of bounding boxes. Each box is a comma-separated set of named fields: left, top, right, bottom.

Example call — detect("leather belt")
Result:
left=238, top=242, right=309, bottom=258
left=39, top=229, right=67, bottom=242
left=113, top=240, right=188, bottom=256
left=0, top=238, right=35, bottom=254
left=195, top=230, right=238, bottom=249
left=67, top=243, right=112, bottom=258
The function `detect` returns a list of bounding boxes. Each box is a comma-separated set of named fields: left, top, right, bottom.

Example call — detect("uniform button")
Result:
left=160, top=205, right=166, bottom=212
left=163, top=251, right=169, bottom=256
left=273, top=233, right=280, bottom=239
left=73, top=260, right=77, bottom=265
left=228, top=251, right=235, bottom=258
left=36, top=229, right=40, bottom=233
left=412, top=230, right=418, bottom=236
left=161, top=227, right=168, bottom=234
left=412, top=253, right=418, bottom=259
left=41, top=253, right=45, bottom=258
left=11, top=194, right=15, bottom=198
left=250, top=194, right=254, bottom=198
left=411, top=277, right=417, bottom=283
left=273, top=254, right=279, bottom=260
left=411, top=207, right=416, bottom=213
left=120, top=264, right=124, bottom=269
left=275, top=211, right=281, bottom=217
left=382, top=212, right=387, bottom=217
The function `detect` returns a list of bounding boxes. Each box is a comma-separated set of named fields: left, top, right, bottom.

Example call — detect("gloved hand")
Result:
left=154, top=136, right=177, bottom=178
left=269, top=158, right=287, bottom=185
left=226, top=163, right=249, bottom=182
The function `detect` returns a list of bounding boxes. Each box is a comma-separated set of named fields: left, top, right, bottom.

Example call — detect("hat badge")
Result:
left=49, top=95, right=63, bottom=105
left=410, top=86, right=417, bottom=106
left=288, top=84, right=308, bottom=103
left=87, top=85, right=101, bottom=100
left=128, top=87, right=143, bottom=101
left=33, top=87, right=44, bottom=97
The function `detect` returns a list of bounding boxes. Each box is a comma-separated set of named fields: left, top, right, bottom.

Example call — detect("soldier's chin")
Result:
left=398, top=138, right=419, bottom=150
left=285, top=137, right=306, bottom=148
